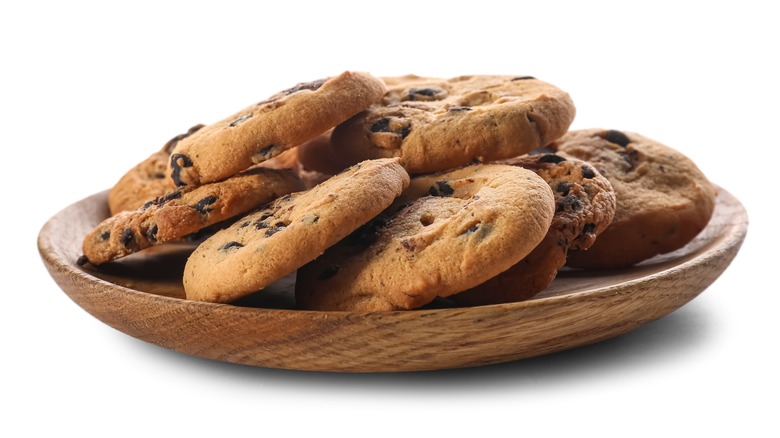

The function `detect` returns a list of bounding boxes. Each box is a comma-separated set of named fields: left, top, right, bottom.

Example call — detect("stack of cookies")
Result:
left=80, top=71, right=717, bottom=311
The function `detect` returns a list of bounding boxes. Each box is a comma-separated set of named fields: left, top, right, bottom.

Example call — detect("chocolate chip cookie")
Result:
left=168, top=71, right=386, bottom=187
left=451, top=152, right=616, bottom=305
left=330, top=75, right=576, bottom=174
left=108, top=124, right=204, bottom=215
left=82, top=167, right=304, bottom=265
left=551, top=129, right=717, bottom=269
left=183, top=158, right=410, bottom=303
left=295, top=164, right=555, bottom=311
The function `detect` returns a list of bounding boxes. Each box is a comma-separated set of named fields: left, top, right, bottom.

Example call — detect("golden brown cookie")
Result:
left=451, top=152, right=616, bottom=306
left=551, top=129, right=717, bottom=269
left=168, top=72, right=386, bottom=187
left=183, top=158, right=410, bottom=303
left=295, top=164, right=555, bottom=311
left=82, top=167, right=304, bottom=265
left=330, top=75, right=576, bottom=174
left=108, top=124, right=204, bottom=215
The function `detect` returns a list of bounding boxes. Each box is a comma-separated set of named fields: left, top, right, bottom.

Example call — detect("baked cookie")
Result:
left=330, top=75, right=576, bottom=174
left=551, top=129, right=717, bottom=269
left=168, top=71, right=386, bottom=187
left=258, top=145, right=333, bottom=189
left=183, top=158, right=410, bottom=303
left=82, top=167, right=304, bottom=265
left=295, top=129, right=351, bottom=175
left=295, top=164, right=555, bottom=312
left=451, top=152, right=616, bottom=305
left=108, top=124, right=204, bottom=215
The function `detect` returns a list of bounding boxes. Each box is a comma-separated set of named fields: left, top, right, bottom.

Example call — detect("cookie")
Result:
left=330, top=74, right=576, bottom=174
left=183, top=158, right=410, bottom=303
left=108, top=124, right=204, bottom=215
left=82, top=167, right=304, bottom=265
left=450, top=152, right=616, bottom=305
left=295, top=129, right=352, bottom=175
left=295, top=164, right=555, bottom=312
left=551, top=129, right=717, bottom=269
left=258, top=145, right=333, bottom=189
left=168, top=71, right=387, bottom=187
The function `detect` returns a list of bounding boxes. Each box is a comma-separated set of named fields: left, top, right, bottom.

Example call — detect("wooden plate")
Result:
left=38, top=187, right=748, bottom=372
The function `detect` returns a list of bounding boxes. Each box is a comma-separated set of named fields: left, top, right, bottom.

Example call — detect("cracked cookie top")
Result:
left=331, top=75, right=576, bottom=174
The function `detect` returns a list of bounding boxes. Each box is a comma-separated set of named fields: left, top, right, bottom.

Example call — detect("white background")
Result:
left=2, top=1, right=776, bottom=436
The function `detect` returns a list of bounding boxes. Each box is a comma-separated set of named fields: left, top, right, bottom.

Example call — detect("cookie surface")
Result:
left=108, top=124, right=204, bottom=215
left=451, top=152, right=616, bottom=306
left=551, top=129, right=717, bottom=269
left=183, top=158, right=410, bottom=303
left=168, top=71, right=386, bottom=187
left=83, top=167, right=304, bottom=265
left=331, top=75, right=576, bottom=174
left=295, top=164, right=555, bottom=312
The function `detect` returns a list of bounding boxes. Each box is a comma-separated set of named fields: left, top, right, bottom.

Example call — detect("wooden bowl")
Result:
left=38, top=187, right=748, bottom=372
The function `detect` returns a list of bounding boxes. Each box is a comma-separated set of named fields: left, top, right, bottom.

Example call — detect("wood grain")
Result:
left=38, top=187, right=748, bottom=372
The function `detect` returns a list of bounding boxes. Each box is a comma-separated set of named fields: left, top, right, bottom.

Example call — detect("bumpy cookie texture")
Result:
left=451, top=152, right=616, bottom=305
left=551, top=129, right=717, bottom=269
left=82, top=167, right=304, bottom=265
left=108, top=124, right=204, bottom=215
left=168, top=71, right=386, bottom=187
left=183, top=158, right=410, bottom=303
left=295, top=164, right=555, bottom=312
left=331, top=75, right=576, bottom=174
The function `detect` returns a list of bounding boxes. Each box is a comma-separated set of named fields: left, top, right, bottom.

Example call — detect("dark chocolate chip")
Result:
left=447, top=106, right=472, bottom=112
left=600, top=130, right=631, bottom=147
left=220, top=241, right=244, bottom=251
left=582, top=223, right=596, bottom=235
left=556, top=195, right=583, bottom=213
left=428, top=180, right=455, bottom=197
left=540, top=153, right=567, bottom=164
left=143, top=190, right=184, bottom=210
left=120, top=228, right=136, bottom=248
left=257, top=145, right=276, bottom=158
left=240, top=221, right=250, bottom=228
left=229, top=114, right=252, bottom=127
left=282, top=78, right=327, bottom=96
left=154, top=173, right=165, bottom=179
left=319, top=265, right=340, bottom=280
left=581, top=164, right=596, bottom=179
left=100, top=231, right=110, bottom=241
left=511, top=76, right=535, bottom=81
left=145, top=224, right=158, bottom=243
left=370, top=118, right=411, bottom=139
left=264, top=224, right=286, bottom=237
left=76, top=255, right=89, bottom=266
left=192, top=195, right=218, bottom=215
left=407, top=87, right=445, bottom=101
left=555, top=181, right=573, bottom=196
left=370, top=118, right=391, bottom=133
left=170, top=153, right=193, bottom=187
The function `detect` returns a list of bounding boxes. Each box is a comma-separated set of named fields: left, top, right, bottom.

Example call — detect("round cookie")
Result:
left=183, top=158, right=410, bottom=303
left=108, top=124, right=204, bottom=215
left=330, top=74, right=576, bottom=174
left=295, top=164, right=555, bottom=312
left=551, top=129, right=717, bottom=269
left=450, top=152, right=616, bottom=306
left=168, top=71, right=387, bottom=187
left=82, top=167, right=304, bottom=265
